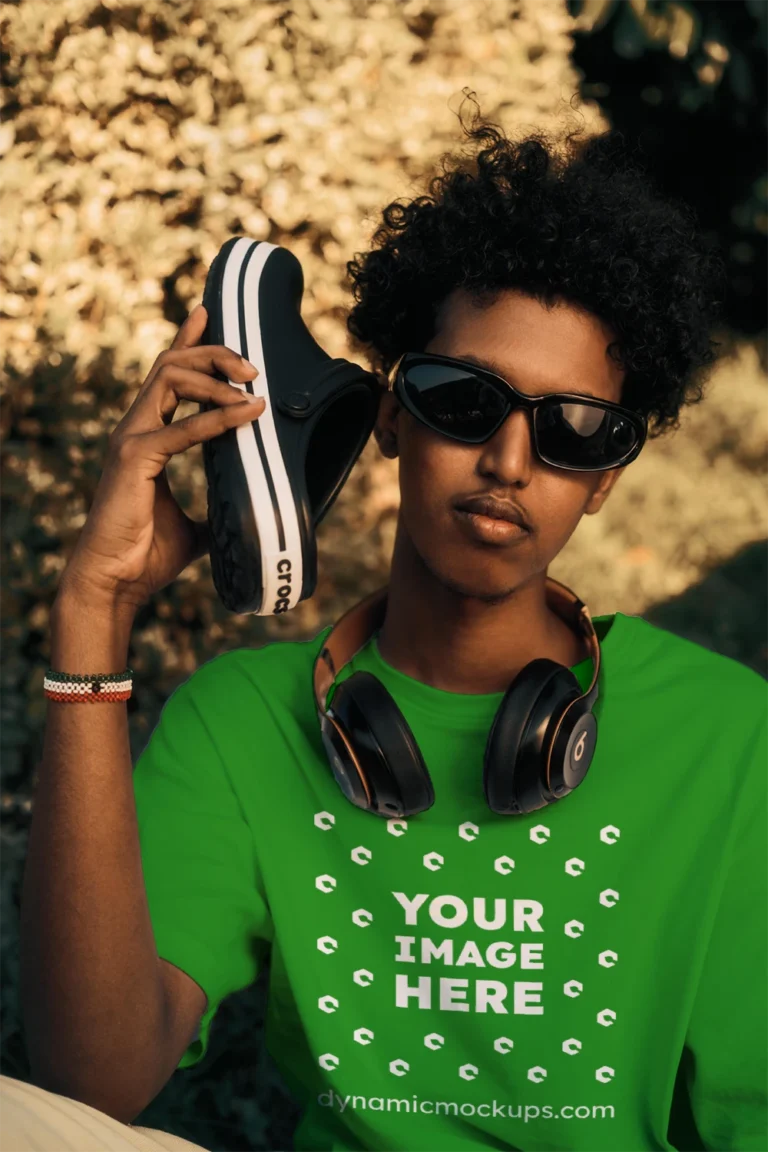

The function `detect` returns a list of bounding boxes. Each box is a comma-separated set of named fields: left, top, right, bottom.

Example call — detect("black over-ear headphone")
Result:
left=313, top=576, right=602, bottom=818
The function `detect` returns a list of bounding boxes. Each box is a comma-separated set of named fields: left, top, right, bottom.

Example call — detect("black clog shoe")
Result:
left=199, top=236, right=381, bottom=616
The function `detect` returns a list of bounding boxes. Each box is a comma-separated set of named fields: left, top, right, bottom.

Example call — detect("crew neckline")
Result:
left=347, top=612, right=629, bottom=725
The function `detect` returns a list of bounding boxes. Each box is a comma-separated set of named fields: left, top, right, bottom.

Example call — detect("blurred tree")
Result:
left=567, top=0, right=767, bottom=341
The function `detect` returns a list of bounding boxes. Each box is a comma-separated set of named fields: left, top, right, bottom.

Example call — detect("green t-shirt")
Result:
left=133, top=610, right=768, bottom=1151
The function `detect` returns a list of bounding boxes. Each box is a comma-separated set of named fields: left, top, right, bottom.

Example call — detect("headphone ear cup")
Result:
left=332, top=671, right=435, bottom=817
left=484, top=659, right=582, bottom=815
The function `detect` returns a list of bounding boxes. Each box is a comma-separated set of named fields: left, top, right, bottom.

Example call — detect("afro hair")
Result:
left=345, top=90, right=728, bottom=441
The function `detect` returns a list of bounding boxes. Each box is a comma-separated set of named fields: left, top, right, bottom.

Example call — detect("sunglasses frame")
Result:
left=386, top=351, right=648, bottom=472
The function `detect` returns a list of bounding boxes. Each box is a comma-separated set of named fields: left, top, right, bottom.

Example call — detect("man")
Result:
left=15, top=109, right=768, bottom=1151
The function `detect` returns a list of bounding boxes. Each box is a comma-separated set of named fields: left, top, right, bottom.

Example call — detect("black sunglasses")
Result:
left=387, top=352, right=647, bottom=472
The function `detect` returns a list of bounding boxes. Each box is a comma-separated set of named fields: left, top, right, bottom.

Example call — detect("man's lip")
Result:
left=454, top=496, right=532, bottom=530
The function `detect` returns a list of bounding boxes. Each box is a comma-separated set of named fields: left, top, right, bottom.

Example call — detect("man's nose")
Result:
left=476, top=407, right=535, bottom=482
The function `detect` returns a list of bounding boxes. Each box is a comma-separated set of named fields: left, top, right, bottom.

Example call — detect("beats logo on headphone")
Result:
left=313, top=576, right=601, bottom=818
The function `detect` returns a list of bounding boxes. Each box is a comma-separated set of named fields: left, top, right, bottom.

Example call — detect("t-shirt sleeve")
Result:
left=132, top=661, right=273, bottom=1069
left=683, top=702, right=768, bottom=1150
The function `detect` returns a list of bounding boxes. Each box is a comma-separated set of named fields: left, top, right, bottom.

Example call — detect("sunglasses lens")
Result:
left=536, top=401, right=640, bottom=468
left=402, top=363, right=507, bottom=441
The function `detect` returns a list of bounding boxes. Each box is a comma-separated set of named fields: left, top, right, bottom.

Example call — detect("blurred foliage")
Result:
left=568, top=0, right=767, bottom=338
left=1, top=0, right=766, bottom=1149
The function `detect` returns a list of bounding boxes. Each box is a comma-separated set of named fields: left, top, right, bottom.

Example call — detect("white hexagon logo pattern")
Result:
left=564, top=980, right=583, bottom=998
left=599, top=888, right=620, bottom=908
left=494, top=1037, right=514, bottom=1054
left=352, top=908, right=373, bottom=928
left=600, top=825, right=620, bottom=845
left=317, top=935, right=338, bottom=954
left=354, top=1027, right=374, bottom=1045
left=562, top=1038, right=582, bottom=1055
left=528, top=1066, right=547, bottom=1083
left=596, top=1066, right=615, bottom=1083
left=315, top=874, right=336, bottom=894
left=459, top=1064, right=478, bottom=1081
left=313, top=811, right=335, bottom=831
left=353, top=968, right=374, bottom=987
left=318, top=995, right=338, bottom=1014
left=599, top=950, right=618, bottom=968
left=494, top=855, right=515, bottom=875
left=390, top=1059, right=409, bottom=1076
left=387, top=819, right=408, bottom=837
left=565, top=857, right=585, bottom=876
left=564, top=919, right=584, bottom=938
left=459, top=822, right=479, bottom=842
left=530, top=824, right=550, bottom=844
left=424, top=1033, right=444, bottom=1050
left=351, top=845, right=372, bottom=866
left=597, top=1008, right=617, bottom=1027
left=319, top=1053, right=339, bottom=1070
left=424, top=851, right=444, bottom=871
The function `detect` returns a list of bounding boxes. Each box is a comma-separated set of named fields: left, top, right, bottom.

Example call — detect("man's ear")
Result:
left=584, top=465, right=626, bottom=516
left=373, top=390, right=400, bottom=459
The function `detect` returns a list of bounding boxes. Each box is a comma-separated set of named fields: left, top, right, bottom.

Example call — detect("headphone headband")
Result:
left=313, top=576, right=601, bottom=716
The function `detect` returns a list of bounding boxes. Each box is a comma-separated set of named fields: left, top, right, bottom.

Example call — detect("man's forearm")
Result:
left=20, top=590, right=173, bottom=1121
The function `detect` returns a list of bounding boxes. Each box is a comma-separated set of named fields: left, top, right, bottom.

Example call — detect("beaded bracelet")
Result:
left=44, top=668, right=133, bottom=703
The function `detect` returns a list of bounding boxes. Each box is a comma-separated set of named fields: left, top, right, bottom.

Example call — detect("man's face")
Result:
left=374, top=288, right=628, bottom=603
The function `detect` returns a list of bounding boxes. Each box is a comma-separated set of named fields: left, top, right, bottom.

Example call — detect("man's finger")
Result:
left=170, top=303, right=207, bottom=351
left=130, top=303, right=208, bottom=405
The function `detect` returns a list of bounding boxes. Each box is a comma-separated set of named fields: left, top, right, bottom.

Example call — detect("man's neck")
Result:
left=375, top=520, right=588, bottom=695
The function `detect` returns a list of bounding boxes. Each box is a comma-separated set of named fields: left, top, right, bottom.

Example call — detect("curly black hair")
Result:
left=346, top=90, right=728, bottom=441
